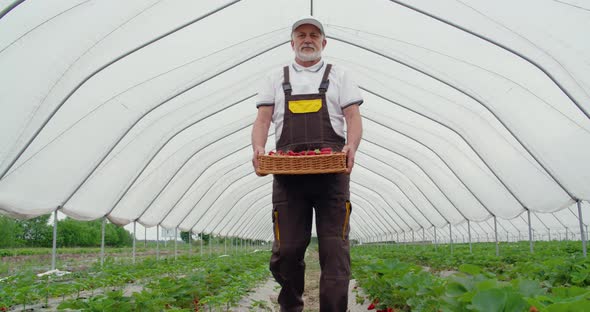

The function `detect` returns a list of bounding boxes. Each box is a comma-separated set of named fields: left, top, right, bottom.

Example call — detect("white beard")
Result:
left=295, top=46, right=322, bottom=62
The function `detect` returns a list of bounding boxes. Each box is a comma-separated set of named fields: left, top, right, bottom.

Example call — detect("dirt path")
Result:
left=238, top=248, right=367, bottom=311
left=302, top=247, right=321, bottom=311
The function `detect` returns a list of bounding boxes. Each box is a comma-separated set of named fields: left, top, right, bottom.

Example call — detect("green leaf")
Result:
left=459, top=264, right=482, bottom=275
left=504, top=292, right=529, bottom=312
left=446, top=282, right=468, bottom=297
left=547, top=299, right=590, bottom=312
left=471, top=288, right=507, bottom=312
left=551, top=286, right=590, bottom=299
left=515, top=279, right=545, bottom=297
left=475, top=279, right=498, bottom=291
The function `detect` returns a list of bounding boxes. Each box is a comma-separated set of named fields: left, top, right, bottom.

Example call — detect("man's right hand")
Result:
left=252, top=146, right=267, bottom=176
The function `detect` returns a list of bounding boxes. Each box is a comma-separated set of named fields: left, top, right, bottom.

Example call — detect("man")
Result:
left=251, top=16, right=363, bottom=312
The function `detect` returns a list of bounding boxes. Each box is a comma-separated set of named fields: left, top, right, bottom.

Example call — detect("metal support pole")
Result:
left=422, top=228, right=425, bottom=244
left=156, top=225, right=160, bottom=261
left=174, top=228, right=178, bottom=261
left=51, top=210, right=58, bottom=270
left=468, top=220, right=472, bottom=253
left=548, top=229, right=551, bottom=241
left=100, top=218, right=106, bottom=266
left=566, top=227, right=569, bottom=241
left=434, top=227, right=437, bottom=251
left=209, top=235, right=212, bottom=256
left=200, top=234, right=203, bottom=256
left=144, top=226, right=147, bottom=248
left=132, top=221, right=136, bottom=264
left=403, top=232, right=406, bottom=247
left=189, top=231, right=192, bottom=255
left=577, top=200, right=587, bottom=257
left=411, top=230, right=415, bottom=245
left=527, top=210, right=534, bottom=253
left=494, top=216, right=499, bottom=256
left=449, top=223, right=453, bottom=255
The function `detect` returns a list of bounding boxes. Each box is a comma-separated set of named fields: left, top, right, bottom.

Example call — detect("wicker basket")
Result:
left=256, top=152, right=347, bottom=175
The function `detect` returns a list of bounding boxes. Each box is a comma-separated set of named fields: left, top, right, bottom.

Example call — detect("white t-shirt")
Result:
left=256, top=60, right=363, bottom=142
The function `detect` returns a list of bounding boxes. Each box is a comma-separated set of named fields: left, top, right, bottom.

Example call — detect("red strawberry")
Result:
left=268, top=151, right=275, bottom=155
left=277, top=150, right=284, bottom=155
left=367, top=303, right=375, bottom=310
left=320, top=147, right=332, bottom=152
left=287, top=150, right=296, bottom=156
left=529, top=307, right=539, bottom=312
left=306, top=150, right=316, bottom=155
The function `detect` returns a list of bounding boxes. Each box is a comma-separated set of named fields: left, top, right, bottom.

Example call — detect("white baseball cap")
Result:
left=292, top=16, right=324, bottom=35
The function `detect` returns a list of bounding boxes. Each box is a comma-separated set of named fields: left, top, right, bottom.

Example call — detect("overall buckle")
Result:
left=319, top=80, right=330, bottom=93
left=282, top=82, right=292, bottom=94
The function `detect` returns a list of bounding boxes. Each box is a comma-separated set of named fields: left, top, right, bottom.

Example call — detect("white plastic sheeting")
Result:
left=1, top=0, right=589, bottom=242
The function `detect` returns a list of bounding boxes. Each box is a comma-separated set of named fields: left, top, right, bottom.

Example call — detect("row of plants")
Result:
left=351, top=241, right=590, bottom=311
left=0, top=251, right=271, bottom=311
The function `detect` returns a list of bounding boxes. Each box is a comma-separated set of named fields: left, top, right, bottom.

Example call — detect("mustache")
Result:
left=299, top=44, right=316, bottom=51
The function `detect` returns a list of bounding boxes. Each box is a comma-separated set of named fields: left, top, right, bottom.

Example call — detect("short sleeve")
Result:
left=339, top=68, right=364, bottom=109
left=255, top=72, right=276, bottom=108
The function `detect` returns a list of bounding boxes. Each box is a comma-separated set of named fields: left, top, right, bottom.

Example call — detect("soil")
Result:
left=238, top=248, right=367, bottom=311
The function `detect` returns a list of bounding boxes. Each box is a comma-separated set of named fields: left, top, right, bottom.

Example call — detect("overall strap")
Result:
left=282, top=66, right=292, bottom=96
left=318, top=63, right=332, bottom=94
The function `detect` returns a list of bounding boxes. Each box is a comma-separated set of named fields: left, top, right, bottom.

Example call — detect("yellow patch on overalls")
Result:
left=342, top=201, right=351, bottom=240
left=288, top=99, right=322, bottom=113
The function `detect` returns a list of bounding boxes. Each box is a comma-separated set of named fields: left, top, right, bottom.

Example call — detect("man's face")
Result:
left=291, top=24, right=327, bottom=62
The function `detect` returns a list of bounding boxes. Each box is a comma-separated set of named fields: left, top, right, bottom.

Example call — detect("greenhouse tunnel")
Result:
left=1, top=0, right=590, bottom=268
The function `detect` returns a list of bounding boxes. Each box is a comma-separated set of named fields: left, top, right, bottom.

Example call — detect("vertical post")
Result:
left=156, top=225, right=160, bottom=261
left=518, top=230, right=521, bottom=242
left=188, top=231, right=192, bottom=256
left=494, top=216, right=499, bottom=256
left=51, top=209, right=58, bottom=270
left=100, top=217, right=106, bottom=266
left=434, top=227, right=437, bottom=251
left=209, top=235, right=212, bottom=256
left=422, top=228, right=425, bottom=244
left=200, top=234, right=203, bottom=257
left=144, top=226, right=147, bottom=248
left=411, top=230, right=415, bottom=245
left=132, top=221, right=136, bottom=264
left=566, top=227, right=569, bottom=241
left=449, top=223, right=454, bottom=255
left=548, top=229, right=551, bottom=241
left=174, top=228, right=178, bottom=261
left=225, top=237, right=227, bottom=254
left=527, top=210, right=534, bottom=253
left=577, top=200, right=587, bottom=257
left=468, top=220, right=472, bottom=253
left=403, top=232, right=406, bottom=247
left=396, top=232, right=399, bottom=247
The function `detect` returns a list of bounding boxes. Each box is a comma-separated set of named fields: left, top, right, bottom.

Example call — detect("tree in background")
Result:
left=0, top=215, right=133, bottom=248
left=198, top=232, right=211, bottom=245
left=0, top=215, right=23, bottom=248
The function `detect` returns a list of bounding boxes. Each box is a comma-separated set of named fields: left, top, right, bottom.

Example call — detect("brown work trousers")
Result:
left=270, top=173, right=351, bottom=312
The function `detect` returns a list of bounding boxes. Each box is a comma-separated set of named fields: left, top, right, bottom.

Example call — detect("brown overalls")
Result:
left=270, top=64, right=352, bottom=312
